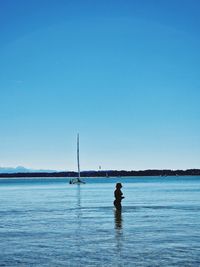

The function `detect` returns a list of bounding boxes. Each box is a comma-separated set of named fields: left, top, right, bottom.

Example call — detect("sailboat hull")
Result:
left=69, top=178, right=85, bottom=184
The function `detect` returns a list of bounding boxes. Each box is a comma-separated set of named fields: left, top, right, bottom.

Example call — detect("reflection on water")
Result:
left=76, top=184, right=81, bottom=210
left=114, top=209, right=123, bottom=264
left=74, top=185, right=83, bottom=263
left=76, top=184, right=82, bottom=228
left=114, top=209, right=123, bottom=229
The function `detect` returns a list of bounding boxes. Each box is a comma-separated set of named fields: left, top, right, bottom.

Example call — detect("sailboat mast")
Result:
left=77, top=134, right=80, bottom=179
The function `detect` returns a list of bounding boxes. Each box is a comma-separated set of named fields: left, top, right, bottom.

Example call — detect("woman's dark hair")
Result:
left=116, top=183, right=122, bottom=189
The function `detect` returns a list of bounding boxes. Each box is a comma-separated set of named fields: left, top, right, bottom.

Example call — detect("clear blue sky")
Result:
left=0, top=0, right=200, bottom=171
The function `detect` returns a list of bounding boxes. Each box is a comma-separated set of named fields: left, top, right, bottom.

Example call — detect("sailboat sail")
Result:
left=69, top=134, right=85, bottom=184
left=77, top=134, right=80, bottom=179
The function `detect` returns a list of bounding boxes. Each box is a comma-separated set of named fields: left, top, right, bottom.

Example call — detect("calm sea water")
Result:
left=0, top=176, right=200, bottom=267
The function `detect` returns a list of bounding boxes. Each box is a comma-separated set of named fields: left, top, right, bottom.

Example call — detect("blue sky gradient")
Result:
left=0, top=0, right=200, bottom=171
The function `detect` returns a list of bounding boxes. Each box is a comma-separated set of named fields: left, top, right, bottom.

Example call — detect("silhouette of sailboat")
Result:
left=69, top=134, right=85, bottom=184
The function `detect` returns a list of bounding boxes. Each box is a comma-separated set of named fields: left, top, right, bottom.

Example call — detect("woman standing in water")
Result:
left=114, top=183, right=124, bottom=210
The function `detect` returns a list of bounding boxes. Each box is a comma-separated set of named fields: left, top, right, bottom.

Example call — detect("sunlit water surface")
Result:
left=0, top=176, right=200, bottom=266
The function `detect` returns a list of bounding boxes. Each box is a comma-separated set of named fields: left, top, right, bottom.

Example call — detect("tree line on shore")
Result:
left=0, top=169, right=200, bottom=178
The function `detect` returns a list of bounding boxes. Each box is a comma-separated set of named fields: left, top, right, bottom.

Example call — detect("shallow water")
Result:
left=0, top=176, right=200, bottom=266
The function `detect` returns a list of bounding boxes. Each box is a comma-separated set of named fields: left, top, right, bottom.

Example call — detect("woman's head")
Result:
left=116, top=183, right=122, bottom=189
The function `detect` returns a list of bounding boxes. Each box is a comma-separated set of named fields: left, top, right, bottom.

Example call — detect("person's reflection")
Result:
left=115, top=209, right=123, bottom=229
left=114, top=209, right=123, bottom=264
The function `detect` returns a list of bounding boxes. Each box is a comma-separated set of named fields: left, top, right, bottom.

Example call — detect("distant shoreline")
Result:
left=0, top=169, right=200, bottom=178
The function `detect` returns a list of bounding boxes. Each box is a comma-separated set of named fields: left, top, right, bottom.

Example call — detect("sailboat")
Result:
left=69, top=134, right=85, bottom=184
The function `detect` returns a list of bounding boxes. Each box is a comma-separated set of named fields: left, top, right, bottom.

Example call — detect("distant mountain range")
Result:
left=0, top=166, right=57, bottom=173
